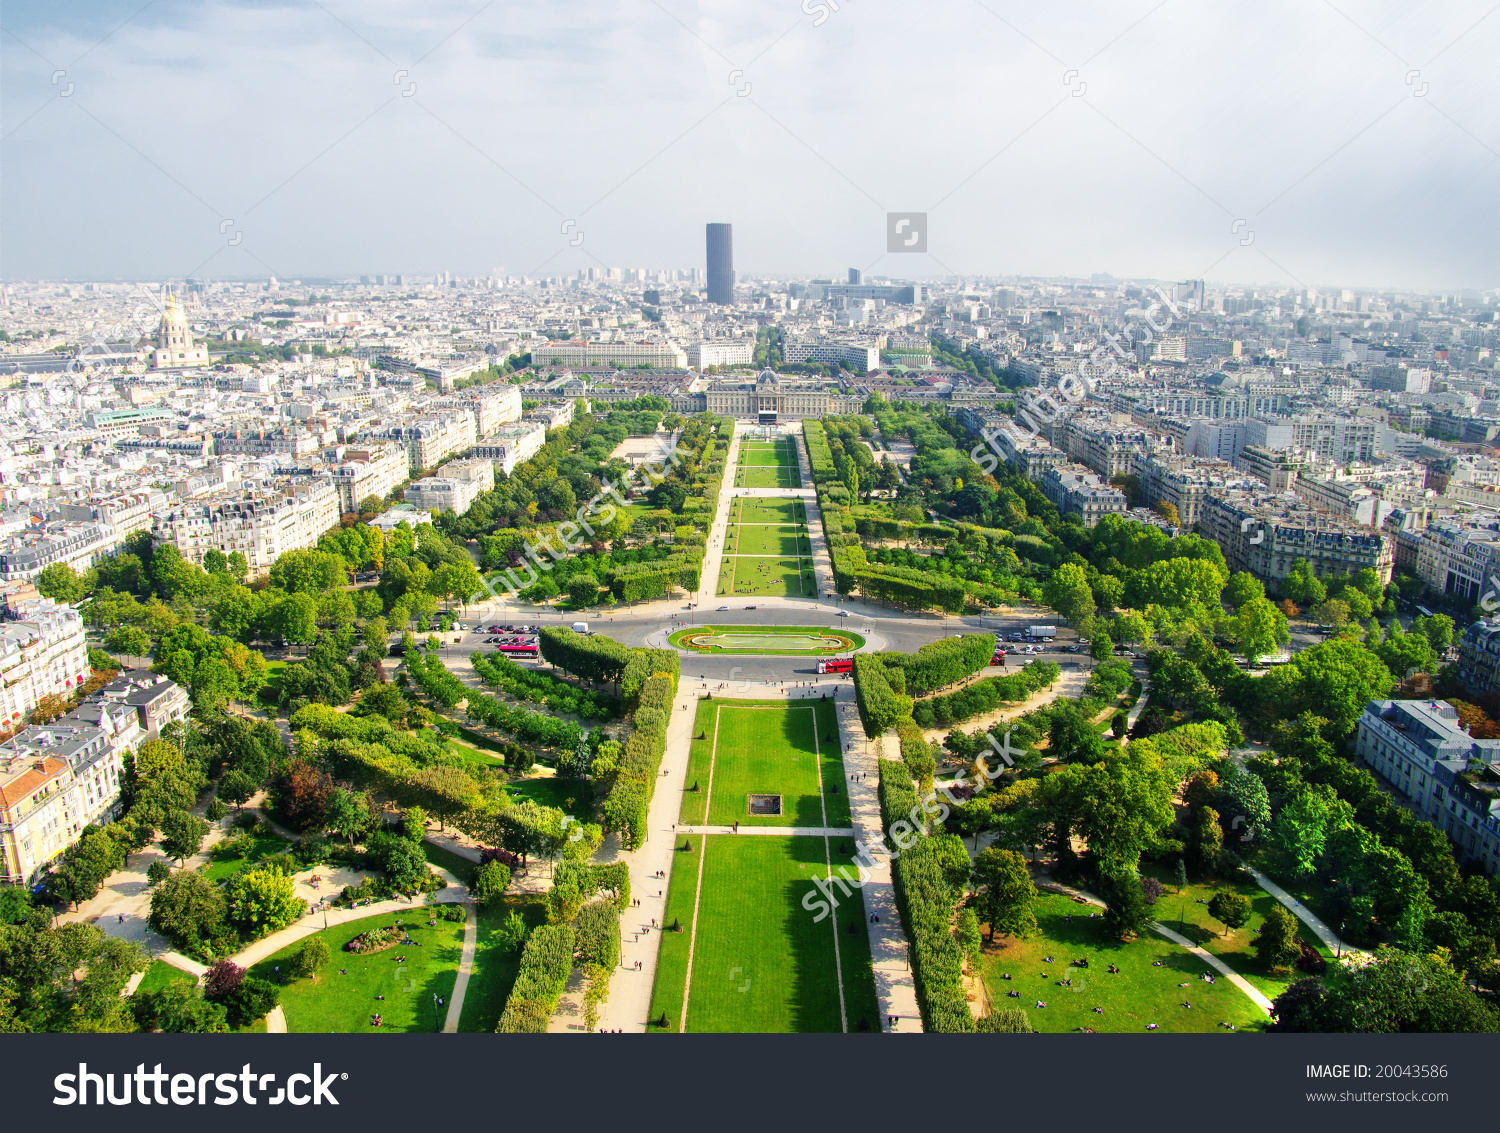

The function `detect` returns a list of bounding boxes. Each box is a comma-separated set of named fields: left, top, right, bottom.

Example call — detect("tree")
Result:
left=36, top=562, right=92, bottom=603
left=1254, top=903, right=1301, bottom=971
left=1266, top=786, right=1349, bottom=880
left=1047, top=699, right=1107, bottom=764
left=403, top=766, right=479, bottom=831
left=149, top=869, right=228, bottom=951
left=277, top=592, right=320, bottom=648
left=218, top=978, right=279, bottom=1029
left=202, top=549, right=227, bottom=574
left=1172, top=858, right=1187, bottom=892
left=1099, top=869, right=1154, bottom=940
left=567, top=571, right=601, bottom=608
left=1207, top=890, right=1252, bottom=936
left=290, top=935, right=331, bottom=979
left=266, top=758, right=333, bottom=832
left=1260, top=637, right=1395, bottom=737
left=1270, top=947, right=1499, bottom=1033
left=956, top=797, right=992, bottom=851
left=1216, top=765, right=1271, bottom=842
left=225, top=868, right=305, bottom=935
left=1090, top=633, right=1113, bottom=664
left=1044, top=563, right=1096, bottom=625
left=144, top=983, right=229, bottom=1033
left=1222, top=571, right=1263, bottom=611
left=1234, top=595, right=1288, bottom=664
left=104, top=624, right=152, bottom=660
left=227, top=551, right=249, bottom=583
left=159, top=810, right=209, bottom=865
left=1308, top=598, right=1351, bottom=629
left=470, top=859, right=512, bottom=907
left=366, top=831, right=429, bottom=890
left=970, top=847, right=1037, bottom=943
left=201, top=960, right=246, bottom=1000
left=323, top=787, right=373, bottom=844
left=1281, top=558, right=1326, bottom=607
left=217, top=768, right=256, bottom=810
left=1187, top=805, right=1223, bottom=877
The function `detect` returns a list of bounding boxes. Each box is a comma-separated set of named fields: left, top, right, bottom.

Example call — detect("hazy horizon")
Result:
left=2, top=0, right=1496, bottom=291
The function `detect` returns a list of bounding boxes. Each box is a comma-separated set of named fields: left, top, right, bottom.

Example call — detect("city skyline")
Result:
left=0, top=1, right=1495, bottom=289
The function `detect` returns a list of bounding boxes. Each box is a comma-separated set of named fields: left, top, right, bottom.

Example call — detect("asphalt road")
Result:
left=455, top=601, right=1080, bottom=683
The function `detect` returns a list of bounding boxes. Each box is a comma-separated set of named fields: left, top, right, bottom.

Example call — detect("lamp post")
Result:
left=1337, top=922, right=1345, bottom=959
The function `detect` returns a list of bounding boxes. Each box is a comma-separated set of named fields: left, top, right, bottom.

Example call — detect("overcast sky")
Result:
left=1, top=0, right=1495, bottom=290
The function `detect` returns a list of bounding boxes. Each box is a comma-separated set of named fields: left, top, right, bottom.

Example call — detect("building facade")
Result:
left=1200, top=489, right=1394, bottom=585
left=402, top=458, right=495, bottom=517
left=0, top=601, right=90, bottom=730
left=153, top=479, right=341, bottom=577
left=1356, top=698, right=1500, bottom=875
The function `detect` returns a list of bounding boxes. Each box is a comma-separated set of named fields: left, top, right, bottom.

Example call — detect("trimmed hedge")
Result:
left=877, top=761, right=975, bottom=1032
left=910, top=660, right=1059, bottom=728
left=495, top=923, right=576, bottom=1033
left=853, top=653, right=912, bottom=737
left=539, top=626, right=632, bottom=682
left=884, top=634, right=996, bottom=696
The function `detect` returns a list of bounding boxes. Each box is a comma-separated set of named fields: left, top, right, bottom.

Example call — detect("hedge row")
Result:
left=910, top=660, right=1059, bottom=728
left=877, top=761, right=975, bottom=1033
left=884, top=634, right=996, bottom=696
left=449, top=653, right=584, bottom=748
left=495, top=923, right=576, bottom=1033
left=538, top=626, right=632, bottom=682
left=622, top=647, right=679, bottom=709
left=597, top=672, right=675, bottom=848
left=470, top=651, right=622, bottom=720
left=853, top=653, right=912, bottom=736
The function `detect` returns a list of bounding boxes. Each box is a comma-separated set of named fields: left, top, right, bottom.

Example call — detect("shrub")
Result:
left=470, top=859, right=512, bottom=907
left=220, top=977, right=280, bottom=1029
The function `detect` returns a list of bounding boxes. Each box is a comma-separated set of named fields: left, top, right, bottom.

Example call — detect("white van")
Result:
left=571, top=622, right=589, bottom=635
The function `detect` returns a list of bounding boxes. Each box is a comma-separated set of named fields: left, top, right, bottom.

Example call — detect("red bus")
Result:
left=989, top=649, right=1007, bottom=666
left=817, top=658, right=853, bottom=674
left=496, top=642, right=539, bottom=658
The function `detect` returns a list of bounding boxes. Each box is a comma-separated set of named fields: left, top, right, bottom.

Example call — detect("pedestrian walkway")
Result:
left=441, top=898, right=480, bottom=1033
left=1039, top=875, right=1275, bottom=1016
left=675, top=825, right=855, bottom=837
left=1152, top=923, right=1274, bottom=1015
left=1235, top=857, right=1366, bottom=961
left=265, top=1006, right=288, bottom=1033
left=833, top=685, right=923, bottom=1033
left=160, top=952, right=207, bottom=978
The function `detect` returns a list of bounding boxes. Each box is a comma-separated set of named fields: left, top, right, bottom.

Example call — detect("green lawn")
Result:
left=505, top=773, right=586, bottom=817
left=200, top=828, right=293, bottom=883
left=678, top=698, right=848, bottom=827
left=136, top=960, right=197, bottom=994
left=734, top=497, right=804, bottom=525
left=975, top=893, right=1268, bottom=1033
left=246, top=910, right=466, bottom=1033
left=727, top=524, right=809, bottom=557
left=737, top=465, right=801, bottom=489
left=647, top=835, right=877, bottom=1032
left=1140, top=867, right=1334, bottom=999
left=422, top=841, right=477, bottom=886
left=667, top=625, right=864, bottom=655
left=457, top=893, right=548, bottom=1032
left=720, top=555, right=810, bottom=598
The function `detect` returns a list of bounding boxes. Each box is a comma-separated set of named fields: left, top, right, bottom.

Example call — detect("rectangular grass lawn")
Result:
left=721, top=555, right=809, bottom=597
left=647, top=835, right=878, bottom=1033
left=678, top=698, right=848, bottom=827
left=457, top=892, right=548, bottom=1032
left=729, top=524, right=805, bottom=556
left=735, top=497, right=803, bottom=525
left=738, top=465, right=800, bottom=488
left=247, top=912, right=466, bottom=1033
left=976, top=892, right=1267, bottom=1033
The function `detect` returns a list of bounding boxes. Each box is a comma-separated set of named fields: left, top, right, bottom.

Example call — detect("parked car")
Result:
left=718, top=605, right=729, bottom=611
left=1067, top=644, right=1079, bottom=653
left=744, top=605, right=757, bottom=610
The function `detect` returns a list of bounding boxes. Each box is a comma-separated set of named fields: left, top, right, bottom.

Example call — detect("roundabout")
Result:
left=667, top=625, right=866, bottom=655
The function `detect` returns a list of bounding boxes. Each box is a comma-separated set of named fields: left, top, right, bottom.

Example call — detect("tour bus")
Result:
left=817, top=657, right=854, bottom=674
left=989, top=648, right=1007, bottom=666
left=496, top=641, right=539, bottom=658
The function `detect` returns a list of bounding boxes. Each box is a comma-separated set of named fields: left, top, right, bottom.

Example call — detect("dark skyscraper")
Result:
left=706, top=223, right=733, bottom=305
